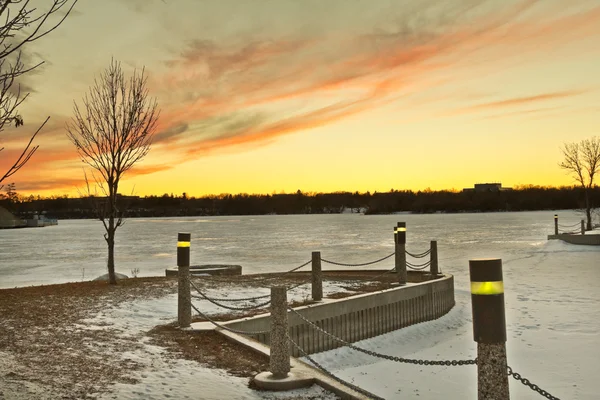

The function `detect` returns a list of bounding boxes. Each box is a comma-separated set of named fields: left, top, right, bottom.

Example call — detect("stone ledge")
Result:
left=547, top=233, right=600, bottom=245
left=165, top=264, right=242, bottom=277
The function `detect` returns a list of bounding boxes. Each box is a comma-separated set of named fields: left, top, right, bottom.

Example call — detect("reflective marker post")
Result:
left=469, top=258, right=509, bottom=400
left=395, top=222, right=407, bottom=285
left=554, top=214, right=558, bottom=235
left=177, top=232, right=191, bottom=328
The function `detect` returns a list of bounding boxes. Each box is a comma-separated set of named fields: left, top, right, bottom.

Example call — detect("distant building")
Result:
left=0, top=205, right=25, bottom=228
left=462, top=183, right=512, bottom=193
left=0, top=206, right=58, bottom=229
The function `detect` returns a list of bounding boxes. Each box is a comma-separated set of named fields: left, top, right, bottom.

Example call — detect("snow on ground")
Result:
left=303, top=240, right=600, bottom=399
left=78, top=280, right=361, bottom=399
left=74, top=239, right=600, bottom=400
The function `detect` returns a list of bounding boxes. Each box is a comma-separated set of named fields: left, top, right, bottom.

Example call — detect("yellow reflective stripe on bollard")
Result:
left=397, top=227, right=406, bottom=232
left=471, top=281, right=504, bottom=295
left=177, top=241, right=190, bottom=248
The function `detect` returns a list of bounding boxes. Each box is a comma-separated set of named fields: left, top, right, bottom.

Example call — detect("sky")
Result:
left=0, top=0, right=599, bottom=198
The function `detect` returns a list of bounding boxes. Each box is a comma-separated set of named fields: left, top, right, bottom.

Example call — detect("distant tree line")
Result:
left=1, top=185, right=599, bottom=219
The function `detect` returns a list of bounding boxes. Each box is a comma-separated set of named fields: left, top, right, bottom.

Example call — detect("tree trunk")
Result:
left=585, top=190, right=593, bottom=231
left=107, top=215, right=117, bottom=284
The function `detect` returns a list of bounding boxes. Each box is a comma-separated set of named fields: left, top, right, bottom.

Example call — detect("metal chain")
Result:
left=251, top=259, right=313, bottom=281
left=287, top=280, right=310, bottom=291
left=191, top=281, right=272, bottom=311
left=190, top=289, right=271, bottom=302
left=558, top=222, right=580, bottom=228
left=321, top=252, right=395, bottom=267
left=558, top=229, right=580, bottom=235
left=507, top=366, right=561, bottom=400
left=405, top=249, right=431, bottom=258
left=285, top=259, right=313, bottom=273
left=191, top=303, right=270, bottom=336
left=369, top=267, right=396, bottom=280
left=287, top=333, right=385, bottom=400
left=191, top=259, right=312, bottom=283
left=406, top=260, right=431, bottom=270
left=288, top=307, right=476, bottom=367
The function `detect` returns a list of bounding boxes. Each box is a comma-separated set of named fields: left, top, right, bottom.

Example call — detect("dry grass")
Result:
left=0, top=271, right=408, bottom=399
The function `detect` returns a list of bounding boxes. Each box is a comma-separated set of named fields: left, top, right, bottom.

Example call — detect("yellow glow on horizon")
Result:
left=2, top=0, right=599, bottom=198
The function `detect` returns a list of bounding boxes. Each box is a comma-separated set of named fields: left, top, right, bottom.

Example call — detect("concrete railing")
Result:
left=224, top=273, right=455, bottom=356
left=547, top=233, right=600, bottom=245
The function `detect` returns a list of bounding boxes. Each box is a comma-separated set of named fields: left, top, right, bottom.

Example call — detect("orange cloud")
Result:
left=7, top=0, right=600, bottom=194
left=148, top=0, right=600, bottom=163
left=15, top=177, right=87, bottom=192
left=444, top=90, right=589, bottom=116
left=480, top=106, right=566, bottom=120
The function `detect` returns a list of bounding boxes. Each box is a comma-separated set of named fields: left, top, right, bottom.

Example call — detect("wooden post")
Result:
left=581, top=220, right=585, bottom=235
left=469, top=258, right=509, bottom=400
left=177, top=232, right=191, bottom=328
left=554, top=214, right=558, bottom=235
left=311, top=251, right=322, bottom=301
left=396, top=222, right=407, bottom=285
left=269, top=286, right=290, bottom=378
left=430, top=240, right=439, bottom=277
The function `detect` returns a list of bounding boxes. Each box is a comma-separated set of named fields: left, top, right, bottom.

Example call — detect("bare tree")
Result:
left=66, top=59, right=159, bottom=284
left=0, top=0, right=78, bottom=187
left=559, top=136, right=600, bottom=230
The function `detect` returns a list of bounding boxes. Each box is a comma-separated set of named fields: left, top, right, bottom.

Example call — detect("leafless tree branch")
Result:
left=66, top=58, right=160, bottom=284
left=559, top=136, right=600, bottom=230
left=0, top=0, right=78, bottom=185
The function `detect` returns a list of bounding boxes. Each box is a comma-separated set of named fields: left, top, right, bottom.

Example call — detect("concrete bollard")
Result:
left=269, top=286, right=290, bottom=379
left=430, top=240, right=439, bottom=277
left=311, top=251, right=323, bottom=301
left=393, top=227, right=398, bottom=272
left=254, top=285, right=313, bottom=390
left=581, top=220, right=585, bottom=235
left=393, top=228, right=398, bottom=271
left=469, top=258, right=509, bottom=400
left=177, top=232, right=192, bottom=328
left=395, top=222, right=407, bottom=285
left=554, top=214, right=558, bottom=235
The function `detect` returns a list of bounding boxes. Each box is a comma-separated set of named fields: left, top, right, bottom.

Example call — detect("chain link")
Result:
left=191, top=303, right=270, bottom=336
left=285, top=259, right=313, bottom=273
left=558, top=229, right=580, bottom=235
left=287, top=333, right=385, bottom=400
left=192, top=290, right=271, bottom=302
left=287, top=281, right=310, bottom=291
left=405, top=249, right=431, bottom=258
left=406, top=260, right=431, bottom=270
left=191, top=280, right=272, bottom=311
left=558, top=222, right=580, bottom=228
left=321, top=252, right=395, bottom=267
left=507, top=366, right=561, bottom=400
left=369, top=267, right=397, bottom=280
left=288, top=307, right=476, bottom=367
left=192, top=259, right=312, bottom=283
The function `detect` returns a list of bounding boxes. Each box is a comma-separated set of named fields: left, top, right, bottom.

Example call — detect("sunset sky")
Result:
left=1, top=0, right=599, bottom=197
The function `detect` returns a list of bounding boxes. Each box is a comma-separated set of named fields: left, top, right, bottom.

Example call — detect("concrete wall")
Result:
left=547, top=234, right=600, bottom=245
left=225, top=275, right=455, bottom=356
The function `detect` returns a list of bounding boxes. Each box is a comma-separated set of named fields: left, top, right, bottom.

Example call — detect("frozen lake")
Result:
left=0, top=210, right=591, bottom=288
left=1, top=210, right=599, bottom=399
